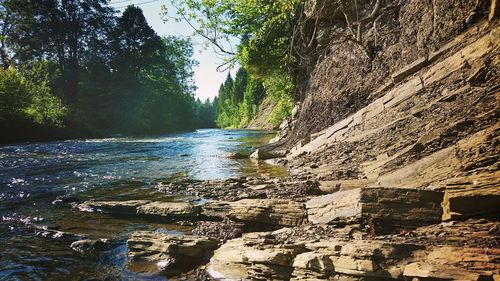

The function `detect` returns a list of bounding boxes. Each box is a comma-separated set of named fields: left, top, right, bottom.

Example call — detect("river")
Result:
left=0, top=129, right=285, bottom=280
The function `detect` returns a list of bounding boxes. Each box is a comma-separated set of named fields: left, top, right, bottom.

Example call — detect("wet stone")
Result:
left=127, top=231, right=219, bottom=276
left=77, top=200, right=200, bottom=220
left=70, top=239, right=112, bottom=255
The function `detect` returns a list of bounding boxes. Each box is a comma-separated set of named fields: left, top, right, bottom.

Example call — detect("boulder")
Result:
left=306, top=187, right=443, bottom=233
left=202, top=199, right=307, bottom=227
left=127, top=231, right=219, bottom=275
left=207, top=232, right=308, bottom=280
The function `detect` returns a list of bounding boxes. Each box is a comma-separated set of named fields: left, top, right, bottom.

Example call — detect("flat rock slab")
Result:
left=202, top=199, right=307, bottom=227
left=78, top=200, right=199, bottom=219
left=441, top=172, right=500, bottom=220
left=78, top=200, right=151, bottom=215
left=306, top=187, right=443, bottom=232
left=137, top=202, right=200, bottom=218
left=127, top=231, right=219, bottom=275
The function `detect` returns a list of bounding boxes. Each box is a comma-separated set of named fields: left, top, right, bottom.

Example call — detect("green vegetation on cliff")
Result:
left=169, top=0, right=301, bottom=129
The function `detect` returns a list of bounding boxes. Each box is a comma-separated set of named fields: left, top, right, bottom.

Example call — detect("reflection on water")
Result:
left=0, top=129, right=285, bottom=280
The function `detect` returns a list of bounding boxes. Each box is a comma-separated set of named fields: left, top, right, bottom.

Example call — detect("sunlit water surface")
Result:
left=0, top=129, right=285, bottom=280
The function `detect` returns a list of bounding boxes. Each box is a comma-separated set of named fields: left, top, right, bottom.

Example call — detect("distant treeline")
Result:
left=215, top=68, right=264, bottom=128
left=215, top=67, right=295, bottom=129
left=0, top=1, right=215, bottom=143
left=172, top=0, right=300, bottom=130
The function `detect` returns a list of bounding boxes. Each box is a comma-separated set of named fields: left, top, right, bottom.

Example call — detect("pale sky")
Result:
left=110, top=0, right=238, bottom=101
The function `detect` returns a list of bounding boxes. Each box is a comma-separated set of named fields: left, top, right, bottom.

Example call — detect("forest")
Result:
left=0, top=0, right=216, bottom=142
left=0, top=0, right=302, bottom=142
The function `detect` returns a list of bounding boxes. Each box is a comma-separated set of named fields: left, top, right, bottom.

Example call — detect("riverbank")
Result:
left=56, top=170, right=499, bottom=280
left=1, top=129, right=498, bottom=280
left=0, top=129, right=284, bottom=279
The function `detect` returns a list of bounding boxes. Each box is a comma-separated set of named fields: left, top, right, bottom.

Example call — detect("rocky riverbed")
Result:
left=61, top=172, right=499, bottom=280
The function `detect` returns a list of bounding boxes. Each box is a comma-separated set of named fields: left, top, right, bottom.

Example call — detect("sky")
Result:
left=109, top=0, right=237, bottom=101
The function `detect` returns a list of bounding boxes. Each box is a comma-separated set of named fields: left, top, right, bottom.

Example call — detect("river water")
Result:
left=0, top=129, right=284, bottom=280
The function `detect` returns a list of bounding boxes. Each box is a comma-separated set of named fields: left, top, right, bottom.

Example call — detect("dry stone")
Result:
left=207, top=232, right=307, bottom=280
left=202, top=199, right=307, bottom=227
left=306, top=187, right=443, bottom=232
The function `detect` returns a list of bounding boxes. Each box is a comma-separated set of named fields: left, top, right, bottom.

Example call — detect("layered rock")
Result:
left=207, top=219, right=500, bottom=280
left=202, top=199, right=307, bottom=227
left=78, top=200, right=199, bottom=219
left=278, top=21, right=500, bottom=227
left=306, top=187, right=443, bottom=233
left=403, top=247, right=500, bottom=281
left=291, top=239, right=423, bottom=280
left=289, top=0, right=494, bottom=142
left=440, top=172, right=500, bottom=220
left=127, top=231, right=219, bottom=275
left=207, top=232, right=308, bottom=280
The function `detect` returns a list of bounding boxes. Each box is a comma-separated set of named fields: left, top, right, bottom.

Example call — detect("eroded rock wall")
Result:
left=290, top=0, right=492, bottom=139
left=268, top=0, right=500, bottom=210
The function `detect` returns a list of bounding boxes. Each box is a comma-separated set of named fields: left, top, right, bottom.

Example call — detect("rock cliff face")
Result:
left=264, top=0, right=500, bottom=219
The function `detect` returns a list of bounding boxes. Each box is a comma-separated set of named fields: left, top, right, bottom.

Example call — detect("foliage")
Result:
left=263, top=72, right=294, bottom=128
left=0, top=62, right=66, bottom=126
left=168, top=0, right=301, bottom=128
left=215, top=68, right=265, bottom=128
left=0, top=2, right=215, bottom=141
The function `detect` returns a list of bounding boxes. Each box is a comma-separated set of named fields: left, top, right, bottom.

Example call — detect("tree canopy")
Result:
left=0, top=1, right=215, bottom=142
left=167, top=0, right=301, bottom=129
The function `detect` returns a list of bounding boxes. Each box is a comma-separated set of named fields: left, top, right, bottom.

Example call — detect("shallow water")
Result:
left=0, top=129, right=285, bottom=280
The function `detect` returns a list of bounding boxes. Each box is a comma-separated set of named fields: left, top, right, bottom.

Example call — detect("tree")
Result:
left=0, top=61, right=66, bottom=126
left=111, top=6, right=166, bottom=77
left=168, top=0, right=300, bottom=129
left=3, top=0, right=115, bottom=104
left=0, top=2, right=210, bottom=142
left=167, top=0, right=301, bottom=76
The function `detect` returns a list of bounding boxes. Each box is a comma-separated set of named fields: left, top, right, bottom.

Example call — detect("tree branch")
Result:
left=171, top=3, right=236, bottom=56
